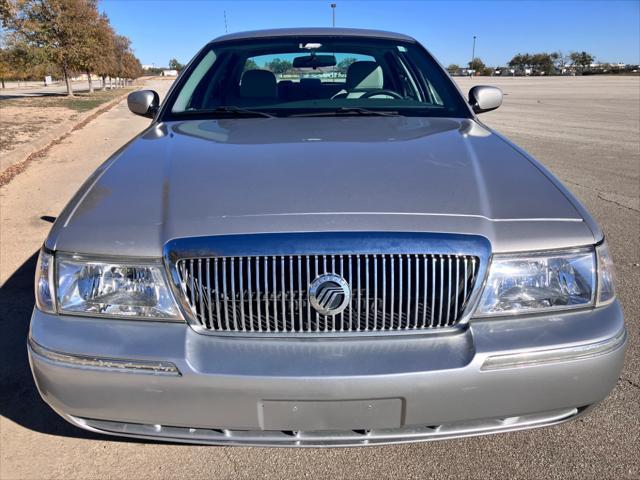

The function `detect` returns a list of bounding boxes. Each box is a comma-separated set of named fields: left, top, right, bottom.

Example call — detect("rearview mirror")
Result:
left=468, top=86, right=503, bottom=114
left=292, top=54, right=337, bottom=69
left=128, top=90, right=160, bottom=118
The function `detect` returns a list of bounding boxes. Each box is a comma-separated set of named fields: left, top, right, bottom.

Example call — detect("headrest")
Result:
left=346, top=61, right=383, bottom=90
left=300, top=78, right=321, bottom=87
left=240, top=69, right=277, bottom=98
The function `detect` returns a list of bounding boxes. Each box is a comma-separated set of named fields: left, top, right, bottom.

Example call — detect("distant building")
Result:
left=590, top=62, right=626, bottom=68
left=162, top=70, right=179, bottom=77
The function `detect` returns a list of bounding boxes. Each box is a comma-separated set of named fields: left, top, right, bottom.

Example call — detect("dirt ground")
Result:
left=0, top=88, right=134, bottom=155
left=0, top=76, right=639, bottom=480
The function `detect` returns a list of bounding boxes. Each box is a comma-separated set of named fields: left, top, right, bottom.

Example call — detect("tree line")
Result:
left=243, top=57, right=359, bottom=76
left=447, top=50, right=600, bottom=76
left=0, top=0, right=143, bottom=95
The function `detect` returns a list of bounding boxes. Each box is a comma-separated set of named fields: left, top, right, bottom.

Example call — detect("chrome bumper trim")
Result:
left=67, top=406, right=583, bottom=447
left=481, top=328, right=627, bottom=371
left=28, top=338, right=181, bottom=376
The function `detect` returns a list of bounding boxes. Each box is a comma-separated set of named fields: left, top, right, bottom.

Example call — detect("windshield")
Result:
left=164, top=36, right=471, bottom=119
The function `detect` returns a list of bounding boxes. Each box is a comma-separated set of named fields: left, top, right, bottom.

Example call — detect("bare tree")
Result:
left=555, top=50, right=570, bottom=73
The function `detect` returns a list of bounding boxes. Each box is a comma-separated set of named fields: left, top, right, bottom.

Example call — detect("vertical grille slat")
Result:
left=446, top=256, right=452, bottom=326
left=221, top=258, right=229, bottom=331
left=390, top=256, right=395, bottom=329
left=430, top=255, right=436, bottom=328
left=247, top=257, right=253, bottom=331
left=289, top=256, right=294, bottom=332
left=438, top=255, right=445, bottom=327
left=381, top=256, right=386, bottom=330
left=177, top=252, right=479, bottom=335
left=263, top=257, right=270, bottom=332
left=280, top=256, right=286, bottom=332
left=348, top=255, right=353, bottom=331
left=356, top=255, right=362, bottom=332
left=230, top=258, right=238, bottom=331
left=255, top=257, right=262, bottom=332
left=272, top=257, right=278, bottom=333
left=398, top=256, right=403, bottom=329
left=372, top=255, right=378, bottom=331
left=238, top=258, right=245, bottom=331
left=364, top=256, right=370, bottom=331
left=406, top=255, right=411, bottom=330
left=339, top=255, right=345, bottom=332
left=205, top=258, right=213, bottom=329
left=421, top=255, right=428, bottom=328
left=414, top=255, right=420, bottom=329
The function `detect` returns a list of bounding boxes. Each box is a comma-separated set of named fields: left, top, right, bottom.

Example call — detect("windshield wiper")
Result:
left=178, top=106, right=275, bottom=118
left=290, top=107, right=399, bottom=117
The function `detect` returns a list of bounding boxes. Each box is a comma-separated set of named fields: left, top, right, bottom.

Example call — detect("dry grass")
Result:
left=0, top=88, right=133, bottom=155
left=0, top=92, right=132, bottom=187
left=1, top=87, right=134, bottom=112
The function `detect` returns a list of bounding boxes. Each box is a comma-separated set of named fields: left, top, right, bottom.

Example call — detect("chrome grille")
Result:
left=176, top=253, right=479, bottom=334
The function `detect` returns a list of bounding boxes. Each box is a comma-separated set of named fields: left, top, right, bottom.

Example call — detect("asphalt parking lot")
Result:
left=0, top=76, right=638, bottom=479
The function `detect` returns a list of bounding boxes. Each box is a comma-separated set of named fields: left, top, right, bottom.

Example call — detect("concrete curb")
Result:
left=0, top=89, right=134, bottom=185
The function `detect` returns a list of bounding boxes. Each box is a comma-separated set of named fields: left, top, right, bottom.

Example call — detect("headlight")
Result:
left=35, top=248, right=56, bottom=313
left=475, top=247, right=596, bottom=316
left=56, top=254, right=182, bottom=320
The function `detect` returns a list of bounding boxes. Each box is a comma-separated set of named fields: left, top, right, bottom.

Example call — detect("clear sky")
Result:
left=98, top=0, right=640, bottom=68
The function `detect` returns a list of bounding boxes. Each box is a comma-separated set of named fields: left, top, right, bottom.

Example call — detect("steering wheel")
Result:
left=360, top=89, right=404, bottom=99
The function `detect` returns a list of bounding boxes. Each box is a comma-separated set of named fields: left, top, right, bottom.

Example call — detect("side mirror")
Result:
left=468, top=86, right=503, bottom=114
left=127, top=90, right=160, bottom=118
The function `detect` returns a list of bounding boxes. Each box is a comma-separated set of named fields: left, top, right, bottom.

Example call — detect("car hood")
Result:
left=49, top=116, right=596, bottom=256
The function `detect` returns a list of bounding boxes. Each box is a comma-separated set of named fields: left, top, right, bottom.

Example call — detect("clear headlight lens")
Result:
left=475, top=248, right=596, bottom=316
left=596, top=242, right=616, bottom=306
left=56, top=254, right=182, bottom=320
left=35, top=248, right=56, bottom=313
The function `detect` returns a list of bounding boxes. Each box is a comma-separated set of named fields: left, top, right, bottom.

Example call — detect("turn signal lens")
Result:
left=35, top=248, right=56, bottom=313
left=596, top=242, right=616, bottom=306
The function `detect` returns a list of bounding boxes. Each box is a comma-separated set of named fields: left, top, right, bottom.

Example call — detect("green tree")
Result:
left=266, top=58, right=292, bottom=75
left=93, top=13, right=116, bottom=90
left=446, top=63, right=460, bottom=75
left=0, top=32, right=52, bottom=85
left=0, top=0, right=16, bottom=26
left=336, top=57, right=357, bottom=74
left=5, top=0, right=102, bottom=96
left=467, top=57, right=485, bottom=74
left=570, top=51, right=595, bottom=73
left=481, top=66, right=494, bottom=76
left=0, top=48, right=8, bottom=87
left=168, top=57, right=183, bottom=71
left=113, top=34, right=140, bottom=87
left=530, top=52, right=558, bottom=75
left=76, top=6, right=110, bottom=93
left=508, top=53, right=531, bottom=73
left=243, top=58, right=258, bottom=71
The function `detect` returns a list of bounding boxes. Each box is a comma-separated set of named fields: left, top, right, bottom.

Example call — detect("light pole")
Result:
left=331, top=3, right=336, bottom=27
left=470, top=35, right=476, bottom=76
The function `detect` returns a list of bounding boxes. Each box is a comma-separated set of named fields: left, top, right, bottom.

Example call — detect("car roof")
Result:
left=210, top=27, right=416, bottom=44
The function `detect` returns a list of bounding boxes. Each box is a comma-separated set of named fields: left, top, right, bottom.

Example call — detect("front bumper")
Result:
left=29, top=302, right=626, bottom=447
